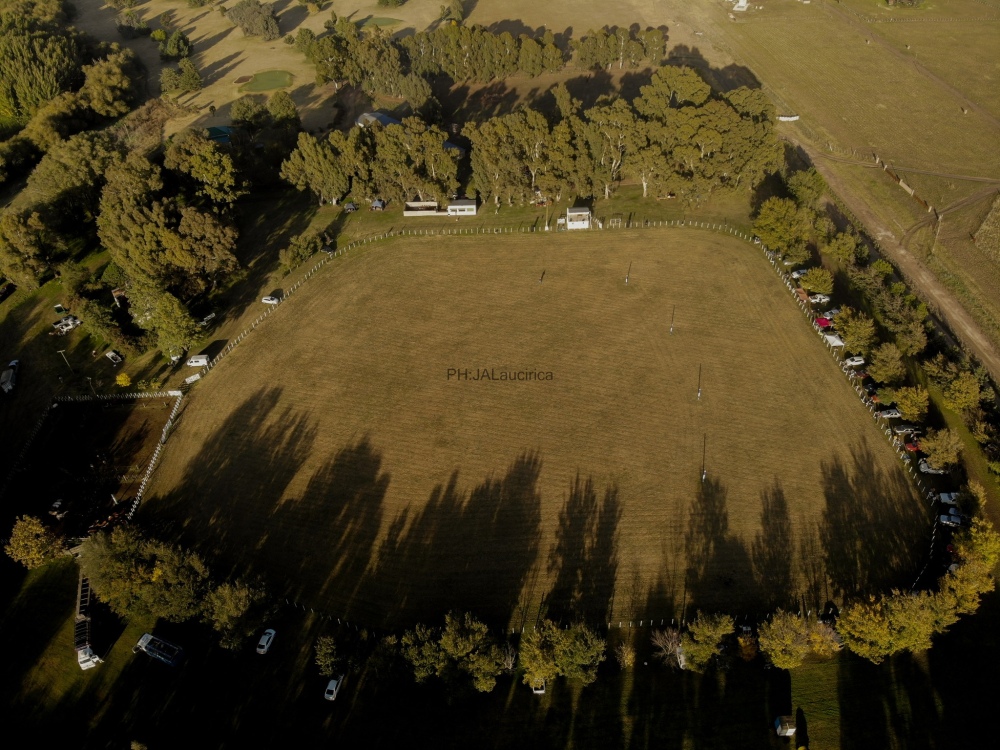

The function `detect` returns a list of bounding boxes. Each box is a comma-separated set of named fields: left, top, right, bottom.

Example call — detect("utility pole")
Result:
left=56, top=349, right=72, bottom=373
left=625, top=261, right=632, bottom=285
left=86, top=377, right=96, bottom=395
left=669, top=305, right=676, bottom=335
left=697, top=364, right=702, bottom=401
left=701, top=435, right=707, bottom=483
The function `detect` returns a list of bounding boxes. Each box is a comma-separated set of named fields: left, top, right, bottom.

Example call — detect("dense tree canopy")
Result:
left=402, top=612, right=506, bottom=693
left=0, top=12, right=85, bottom=125
left=519, top=620, right=605, bottom=687
left=4, top=515, right=63, bottom=569
left=868, top=342, right=906, bottom=385
left=79, top=526, right=209, bottom=622
left=679, top=612, right=732, bottom=672
left=227, top=0, right=280, bottom=41
left=753, top=197, right=814, bottom=262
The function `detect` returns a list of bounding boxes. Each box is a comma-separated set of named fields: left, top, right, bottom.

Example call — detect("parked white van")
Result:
left=186, top=355, right=210, bottom=367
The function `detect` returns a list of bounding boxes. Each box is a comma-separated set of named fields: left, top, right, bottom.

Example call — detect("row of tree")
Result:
left=466, top=68, right=780, bottom=205
left=293, top=12, right=670, bottom=112
left=3, top=522, right=270, bottom=648
left=280, top=66, right=781, bottom=210
left=8, top=491, right=998, bottom=685
left=281, top=116, right=460, bottom=206
left=755, top=164, right=999, bottom=474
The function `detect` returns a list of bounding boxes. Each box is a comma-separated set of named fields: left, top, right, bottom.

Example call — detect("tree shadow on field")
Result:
left=199, top=51, right=243, bottom=88
left=562, top=71, right=616, bottom=111
left=665, top=45, right=761, bottom=93
left=356, top=451, right=543, bottom=628
left=819, top=440, right=926, bottom=599
left=543, top=473, right=621, bottom=624
left=140, top=386, right=319, bottom=579
left=751, top=480, right=795, bottom=613
left=446, top=80, right=522, bottom=123
left=240, top=435, right=389, bottom=609
left=683, top=477, right=757, bottom=619
left=838, top=649, right=943, bottom=750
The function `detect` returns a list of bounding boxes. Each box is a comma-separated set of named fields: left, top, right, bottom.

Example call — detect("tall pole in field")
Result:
left=56, top=349, right=72, bottom=373
left=697, top=364, right=702, bottom=401
left=625, top=261, right=632, bottom=285
left=669, top=305, right=676, bottom=335
left=701, top=435, right=707, bottom=483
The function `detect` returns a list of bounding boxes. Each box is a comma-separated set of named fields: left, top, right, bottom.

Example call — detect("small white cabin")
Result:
left=447, top=199, right=477, bottom=216
left=566, top=207, right=591, bottom=230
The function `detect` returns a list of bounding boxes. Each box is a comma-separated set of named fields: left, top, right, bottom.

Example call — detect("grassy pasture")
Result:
left=726, top=5, right=1000, bottom=176
left=144, top=230, right=926, bottom=630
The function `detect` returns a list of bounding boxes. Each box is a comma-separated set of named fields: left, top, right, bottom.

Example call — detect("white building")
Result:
left=403, top=201, right=439, bottom=217
left=566, top=207, right=592, bottom=230
left=447, top=199, right=477, bottom=216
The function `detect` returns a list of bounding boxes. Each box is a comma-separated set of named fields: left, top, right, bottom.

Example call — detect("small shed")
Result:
left=824, top=334, right=845, bottom=348
left=566, top=207, right=591, bottom=230
left=447, top=199, right=477, bottom=216
left=370, top=199, right=386, bottom=211
left=774, top=716, right=796, bottom=737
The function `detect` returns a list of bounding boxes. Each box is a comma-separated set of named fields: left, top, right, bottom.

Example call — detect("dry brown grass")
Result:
left=144, top=230, right=927, bottom=629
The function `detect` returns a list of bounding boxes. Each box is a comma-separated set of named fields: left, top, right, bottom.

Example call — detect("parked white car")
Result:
left=878, top=408, right=902, bottom=419
left=324, top=675, right=344, bottom=701
left=257, top=628, right=276, bottom=654
left=186, top=355, right=210, bottom=368
left=809, top=294, right=831, bottom=304
left=262, top=296, right=280, bottom=305
left=843, top=356, right=865, bottom=367
left=919, top=459, right=947, bottom=475
left=791, top=268, right=811, bottom=280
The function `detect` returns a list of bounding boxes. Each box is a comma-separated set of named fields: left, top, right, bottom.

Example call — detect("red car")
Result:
left=904, top=439, right=921, bottom=452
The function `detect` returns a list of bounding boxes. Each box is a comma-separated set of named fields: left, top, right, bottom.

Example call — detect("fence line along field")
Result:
left=144, top=231, right=926, bottom=629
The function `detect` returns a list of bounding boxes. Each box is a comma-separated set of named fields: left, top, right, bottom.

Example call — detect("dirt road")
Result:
left=799, top=140, right=1000, bottom=382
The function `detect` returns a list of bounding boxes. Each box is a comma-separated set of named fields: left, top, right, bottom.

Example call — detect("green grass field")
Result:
left=144, top=230, right=926, bottom=631
left=238, top=70, right=294, bottom=92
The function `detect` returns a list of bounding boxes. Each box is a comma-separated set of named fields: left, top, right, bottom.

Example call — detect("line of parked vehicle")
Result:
left=132, top=627, right=344, bottom=701
left=789, top=266, right=970, bottom=533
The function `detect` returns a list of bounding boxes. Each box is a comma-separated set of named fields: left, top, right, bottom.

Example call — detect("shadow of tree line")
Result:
left=146, top=389, right=929, bottom=633
left=17, top=389, right=932, bottom=749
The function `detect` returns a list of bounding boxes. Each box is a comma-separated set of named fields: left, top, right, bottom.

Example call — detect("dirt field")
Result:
left=144, top=230, right=926, bottom=629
